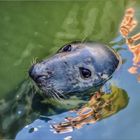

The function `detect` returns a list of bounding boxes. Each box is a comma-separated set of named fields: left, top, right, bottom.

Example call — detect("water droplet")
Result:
left=29, top=127, right=34, bottom=133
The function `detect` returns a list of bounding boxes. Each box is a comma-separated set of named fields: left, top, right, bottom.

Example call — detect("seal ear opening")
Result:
left=57, top=44, right=72, bottom=53
left=56, top=41, right=82, bottom=53
left=57, top=43, right=72, bottom=53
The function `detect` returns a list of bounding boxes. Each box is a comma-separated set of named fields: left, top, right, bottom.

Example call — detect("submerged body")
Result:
left=29, top=42, right=121, bottom=97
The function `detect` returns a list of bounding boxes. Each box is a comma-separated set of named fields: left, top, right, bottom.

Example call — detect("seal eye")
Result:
left=79, top=67, right=91, bottom=79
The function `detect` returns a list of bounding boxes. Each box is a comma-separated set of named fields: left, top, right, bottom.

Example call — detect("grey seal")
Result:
left=29, top=42, right=121, bottom=98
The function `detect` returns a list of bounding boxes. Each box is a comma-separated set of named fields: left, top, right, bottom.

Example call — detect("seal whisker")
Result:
left=48, top=89, right=57, bottom=100
left=52, top=89, right=64, bottom=103
left=55, top=89, right=67, bottom=99
left=52, top=94, right=59, bottom=101
left=31, top=57, right=38, bottom=66
left=45, top=88, right=57, bottom=100
left=47, top=90, right=53, bottom=98
left=53, top=90, right=63, bottom=101
left=55, top=90, right=65, bottom=101
left=48, top=89, right=63, bottom=103
left=57, top=92, right=66, bottom=99
left=50, top=91, right=60, bottom=102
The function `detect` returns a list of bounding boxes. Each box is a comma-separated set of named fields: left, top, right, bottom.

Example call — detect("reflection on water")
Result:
left=0, top=0, right=140, bottom=140
left=50, top=87, right=128, bottom=134
left=120, top=7, right=140, bottom=81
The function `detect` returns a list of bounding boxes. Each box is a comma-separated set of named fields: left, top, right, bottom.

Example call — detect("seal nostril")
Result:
left=35, top=75, right=44, bottom=82
left=28, top=65, right=35, bottom=78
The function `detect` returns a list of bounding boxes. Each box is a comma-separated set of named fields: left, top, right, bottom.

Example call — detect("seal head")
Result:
left=29, top=42, right=121, bottom=97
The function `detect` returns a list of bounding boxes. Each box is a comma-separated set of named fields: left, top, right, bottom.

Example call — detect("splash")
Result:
left=120, top=8, right=140, bottom=79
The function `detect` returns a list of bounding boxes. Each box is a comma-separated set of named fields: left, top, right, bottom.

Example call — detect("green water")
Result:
left=0, top=0, right=129, bottom=98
